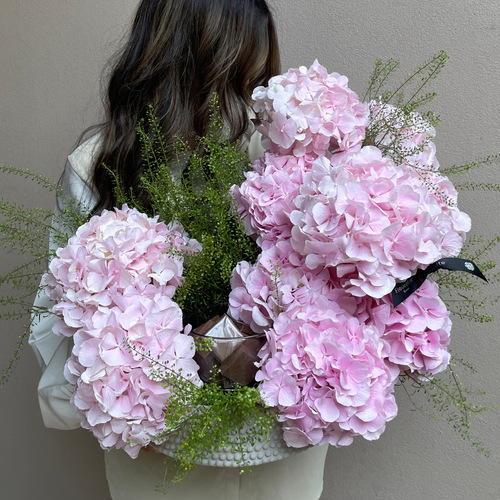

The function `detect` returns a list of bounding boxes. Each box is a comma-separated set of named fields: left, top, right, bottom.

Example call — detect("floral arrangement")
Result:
left=0, top=52, right=498, bottom=478
left=45, top=207, right=202, bottom=458
left=229, top=58, right=473, bottom=447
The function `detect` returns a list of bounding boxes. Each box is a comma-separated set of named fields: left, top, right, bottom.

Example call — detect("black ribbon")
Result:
left=391, top=258, right=488, bottom=308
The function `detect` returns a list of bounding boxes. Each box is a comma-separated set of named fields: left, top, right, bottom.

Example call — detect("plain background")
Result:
left=1, top=1, right=499, bottom=499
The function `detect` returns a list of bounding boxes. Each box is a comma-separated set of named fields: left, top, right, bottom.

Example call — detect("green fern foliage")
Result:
left=126, top=98, right=260, bottom=327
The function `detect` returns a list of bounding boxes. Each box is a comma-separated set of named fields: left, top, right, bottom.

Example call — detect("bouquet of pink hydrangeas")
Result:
left=230, top=60, right=472, bottom=448
left=1, top=54, right=494, bottom=470
left=45, top=206, right=202, bottom=457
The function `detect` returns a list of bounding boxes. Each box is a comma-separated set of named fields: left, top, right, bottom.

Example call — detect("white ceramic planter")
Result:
left=153, top=419, right=302, bottom=467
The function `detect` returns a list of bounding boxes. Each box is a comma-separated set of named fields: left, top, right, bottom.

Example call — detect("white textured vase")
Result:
left=153, top=420, right=302, bottom=467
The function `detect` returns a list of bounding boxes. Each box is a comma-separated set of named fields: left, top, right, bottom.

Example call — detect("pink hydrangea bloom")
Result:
left=228, top=240, right=332, bottom=333
left=46, top=206, right=202, bottom=457
left=256, top=305, right=399, bottom=448
left=46, top=206, right=201, bottom=310
left=252, top=60, right=369, bottom=157
left=231, top=153, right=314, bottom=247
left=289, top=146, right=470, bottom=298
left=360, top=280, right=451, bottom=377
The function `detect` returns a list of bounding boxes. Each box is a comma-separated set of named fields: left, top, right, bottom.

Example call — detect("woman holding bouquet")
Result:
left=29, top=0, right=329, bottom=498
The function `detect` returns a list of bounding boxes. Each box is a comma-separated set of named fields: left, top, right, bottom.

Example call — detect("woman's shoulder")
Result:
left=67, top=133, right=102, bottom=185
left=58, top=133, right=102, bottom=211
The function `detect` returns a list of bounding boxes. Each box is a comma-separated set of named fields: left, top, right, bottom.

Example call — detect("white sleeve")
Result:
left=28, top=157, right=97, bottom=430
left=29, top=277, right=80, bottom=429
left=247, top=128, right=265, bottom=163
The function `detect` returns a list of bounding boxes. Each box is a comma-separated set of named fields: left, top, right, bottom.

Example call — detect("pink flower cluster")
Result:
left=229, top=243, right=451, bottom=447
left=252, top=60, right=369, bottom=157
left=229, top=241, right=331, bottom=333
left=355, top=280, right=452, bottom=377
left=231, top=153, right=313, bottom=248
left=291, top=146, right=470, bottom=298
left=256, top=307, right=400, bottom=448
left=46, top=206, right=202, bottom=457
left=228, top=61, right=463, bottom=448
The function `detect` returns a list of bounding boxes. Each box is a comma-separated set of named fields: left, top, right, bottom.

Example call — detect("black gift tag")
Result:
left=391, top=258, right=488, bottom=308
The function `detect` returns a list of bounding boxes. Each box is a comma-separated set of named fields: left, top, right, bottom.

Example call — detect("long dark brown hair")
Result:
left=89, top=0, right=280, bottom=213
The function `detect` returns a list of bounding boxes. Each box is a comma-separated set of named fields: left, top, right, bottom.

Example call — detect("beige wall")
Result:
left=1, top=1, right=499, bottom=498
